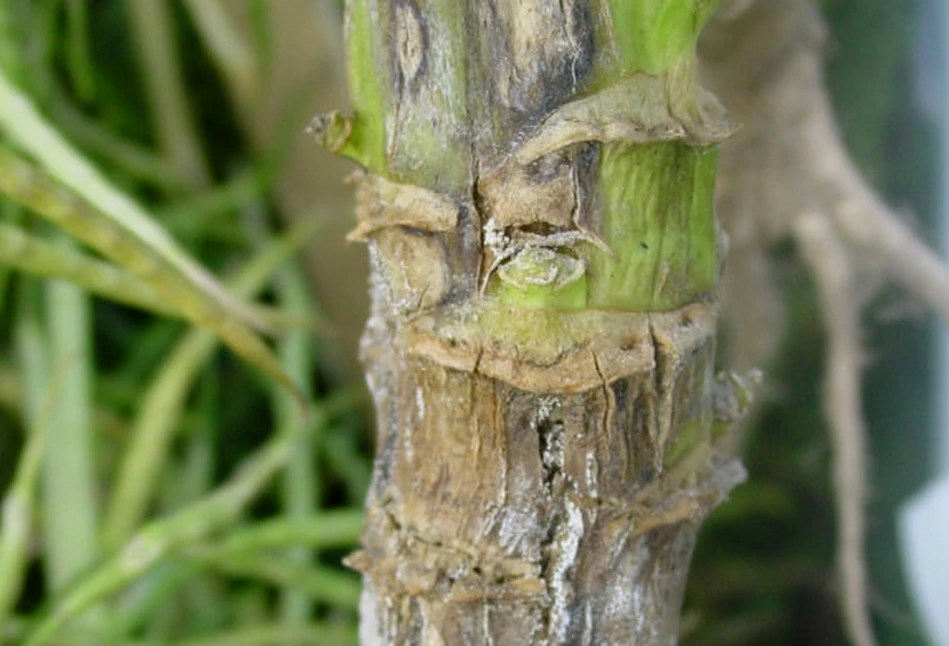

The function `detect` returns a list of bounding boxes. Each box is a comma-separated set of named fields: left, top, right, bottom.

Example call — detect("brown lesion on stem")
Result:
left=514, top=59, right=732, bottom=164
left=405, top=302, right=715, bottom=395
left=349, top=286, right=743, bottom=641
left=349, top=308, right=743, bottom=642
left=347, top=171, right=459, bottom=241
left=348, top=426, right=741, bottom=602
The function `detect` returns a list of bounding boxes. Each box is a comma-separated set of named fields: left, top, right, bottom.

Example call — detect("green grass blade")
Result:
left=206, top=509, right=363, bottom=556
left=190, top=553, right=361, bottom=610
left=109, top=510, right=362, bottom=640
left=123, top=0, right=210, bottom=188
left=0, top=70, right=304, bottom=403
left=159, top=166, right=266, bottom=241
left=323, top=430, right=370, bottom=505
left=23, top=424, right=300, bottom=646
left=0, top=145, right=303, bottom=405
left=51, top=94, right=187, bottom=192
left=11, top=277, right=103, bottom=629
left=0, top=317, right=64, bottom=627
left=273, top=261, right=317, bottom=625
left=181, top=0, right=257, bottom=110
left=64, top=0, right=95, bottom=103
left=108, top=560, right=202, bottom=639
left=102, top=215, right=323, bottom=549
left=42, top=256, right=102, bottom=604
left=0, top=222, right=177, bottom=315
left=0, top=199, right=23, bottom=314
left=0, top=0, right=24, bottom=86
left=177, top=623, right=358, bottom=646
left=0, top=362, right=127, bottom=441
left=0, top=222, right=313, bottom=330
left=247, top=0, right=274, bottom=78
left=33, top=622, right=361, bottom=646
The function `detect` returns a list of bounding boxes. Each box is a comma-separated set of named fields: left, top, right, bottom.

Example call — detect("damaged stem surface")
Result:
left=332, top=1, right=744, bottom=643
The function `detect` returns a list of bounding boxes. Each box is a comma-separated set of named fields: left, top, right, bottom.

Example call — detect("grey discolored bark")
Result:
left=351, top=309, right=744, bottom=644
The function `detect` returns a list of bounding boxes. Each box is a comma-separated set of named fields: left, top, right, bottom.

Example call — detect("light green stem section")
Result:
left=581, top=0, right=722, bottom=311
left=494, top=1, right=723, bottom=314
left=601, top=0, right=719, bottom=75
left=471, top=2, right=723, bottom=314
left=494, top=278, right=588, bottom=311
left=343, top=0, right=387, bottom=172
left=586, top=143, right=718, bottom=310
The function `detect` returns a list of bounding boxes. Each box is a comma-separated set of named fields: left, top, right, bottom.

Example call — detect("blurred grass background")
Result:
left=0, top=1, right=937, bottom=644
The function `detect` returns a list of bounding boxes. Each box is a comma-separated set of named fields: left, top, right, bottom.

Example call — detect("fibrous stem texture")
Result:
left=329, top=2, right=745, bottom=643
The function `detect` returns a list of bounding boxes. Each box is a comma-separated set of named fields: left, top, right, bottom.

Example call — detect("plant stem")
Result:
left=335, top=1, right=743, bottom=642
